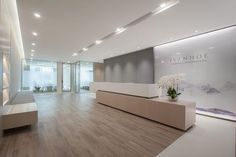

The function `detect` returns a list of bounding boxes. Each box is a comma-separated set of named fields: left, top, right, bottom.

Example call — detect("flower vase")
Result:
left=158, top=87, right=162, bottom=97
left=168, top=96, right=178, bottom=102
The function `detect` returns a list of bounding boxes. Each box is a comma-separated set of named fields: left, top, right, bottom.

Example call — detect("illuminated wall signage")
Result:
left=170, top=53, right=207, bottom=64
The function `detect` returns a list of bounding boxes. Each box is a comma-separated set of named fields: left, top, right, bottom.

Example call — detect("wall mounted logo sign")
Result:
left=170, top=53, right=207, bottom=64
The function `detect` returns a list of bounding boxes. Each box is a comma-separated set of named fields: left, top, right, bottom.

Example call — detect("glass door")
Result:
left=62, top=63, right=71, bottom=92
left=79, top=61, right=94, bottom=93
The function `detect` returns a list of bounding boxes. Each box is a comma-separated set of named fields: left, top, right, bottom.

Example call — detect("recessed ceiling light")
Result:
left=67, top=61, right=70, bottom=63
left=32, top=43, right=36, bottom=46
left=115, top=27, right=127, bottom=34
left=31, top=49, right=35, bottom=52
left=34, top=13, right=41, bottom=18
left=160, top=3, right=166, bottom=8
left=31, top=53, right=34, bottom=57
left=195, top=30, right=198, bottom=33
left=176, top=52, right=181, bottom=55
left=161, top=60, right=165, bottom=64
left=152, top=0, right=179, bottom=15
left=82, top=48, right=88, bottom=51
left=72, top=53, right=78, bottom=56
left=32, top=32, right=38, bottom=36
left=95, top=40, right=103, bottom=45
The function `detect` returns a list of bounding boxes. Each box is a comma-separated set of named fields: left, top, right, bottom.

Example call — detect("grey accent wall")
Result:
left=104, top=48, right=154, bottom=83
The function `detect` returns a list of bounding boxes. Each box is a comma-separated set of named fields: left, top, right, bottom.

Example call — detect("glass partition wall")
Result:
left=78, top=61, right=94, bottom=93
left=21, top=60, right=94, bottom=93
left=62, top=63, right=71, bottom=92
left=22, top=59, right=57, bottom=93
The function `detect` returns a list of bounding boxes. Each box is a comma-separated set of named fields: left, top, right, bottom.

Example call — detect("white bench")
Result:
left=2, top=92, right=38, bottom=130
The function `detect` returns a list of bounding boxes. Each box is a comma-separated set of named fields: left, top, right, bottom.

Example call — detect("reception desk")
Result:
left=90, top=82, right=159, bottom=98
left=90, top=82, right=196, bottom=131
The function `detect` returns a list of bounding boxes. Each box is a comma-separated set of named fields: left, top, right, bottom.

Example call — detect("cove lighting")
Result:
left=72, top=53, right=78, bottom=56
left=32, top=32, right=38, bottom=36
left=83, top=48, right=88, bottom=51
left=34, top=13, right=41, bottom=18
left=115, top=27, right=127, bottom=34
left=95, top=40, right=103, bottom=45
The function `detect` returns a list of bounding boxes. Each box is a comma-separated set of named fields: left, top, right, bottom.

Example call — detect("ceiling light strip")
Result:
left=74, top=0, right=179, bottom=56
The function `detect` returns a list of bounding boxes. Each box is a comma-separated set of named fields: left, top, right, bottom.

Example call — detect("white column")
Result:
left=57, top=62, right=63, bottom=93
left=70, top=63, right=76, bottom=93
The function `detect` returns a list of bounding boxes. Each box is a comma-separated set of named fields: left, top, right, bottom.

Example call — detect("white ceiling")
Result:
left=17, top=0, right=236, bottom=63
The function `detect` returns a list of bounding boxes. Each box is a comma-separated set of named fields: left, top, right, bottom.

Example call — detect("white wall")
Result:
left=9, top=33, right=22, bottom=100
left=1, top=0, right=25, bottom=101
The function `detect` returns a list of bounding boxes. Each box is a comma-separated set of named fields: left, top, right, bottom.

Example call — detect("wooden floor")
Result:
left=0, top=93, right=183, bottom=157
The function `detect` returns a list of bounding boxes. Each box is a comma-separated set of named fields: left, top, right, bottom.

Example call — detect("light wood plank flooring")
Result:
left=0, top=93, right=183, bottom=157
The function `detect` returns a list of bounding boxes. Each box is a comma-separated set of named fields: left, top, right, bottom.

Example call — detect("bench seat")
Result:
left=2, top=92, right=38, bottom=130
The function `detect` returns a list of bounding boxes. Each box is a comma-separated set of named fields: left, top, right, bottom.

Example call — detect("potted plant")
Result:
left=167, top=87, right=181, bottom=101
left=34, top=86, right=41, bottom=93
left=158, top=73, right=185, bottom=101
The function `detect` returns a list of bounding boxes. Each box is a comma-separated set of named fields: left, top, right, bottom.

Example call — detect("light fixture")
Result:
left=77, top=0, right=179, bottom=55
left=176, top=52, right=181, bottom=55
left=208, top=46, right=215, bottom=50
left=31, top=53, right=34, bottom=57
left=115, top=27, right=127, bottom=34
left=72, top=53, right=78, bottom=56
left=82, top=48, right=88, bottom=51
left=161, top=60, right=165, bottom=64
left=67, top=61, right=70, bottom=63
left=31, top=49, right=35, bottom=52
left=195, top=30, right=198, bottom=33
left=160, top=3, right=166, bottom=8
left=152, top=0, right=179, bottom=15
left=32, top=32, right=38, bottom=36
left=32, top=43, right=36, bottom=46
left=95, top=40, right=103, bottom=45
left=33, top=13, right=41, bottom=18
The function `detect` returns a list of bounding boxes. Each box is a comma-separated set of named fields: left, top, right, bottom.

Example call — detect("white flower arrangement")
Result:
left=158, top=73, right=185, bottom=100
left=158, top=73, right=185, bottom=89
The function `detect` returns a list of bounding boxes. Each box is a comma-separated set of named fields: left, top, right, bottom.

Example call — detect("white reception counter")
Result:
left=90, top=82, right=159, bottom=98
left=90, top=82, right=196, bottom=131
